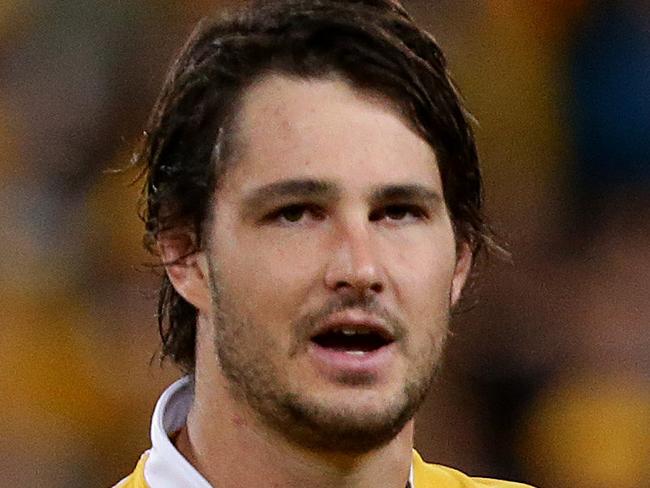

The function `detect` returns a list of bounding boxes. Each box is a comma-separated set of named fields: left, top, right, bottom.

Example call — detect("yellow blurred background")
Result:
left=1, top=1, right=648, bottom=486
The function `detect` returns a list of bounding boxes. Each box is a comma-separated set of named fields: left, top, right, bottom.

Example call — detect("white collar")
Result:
left=145, top=376, right=414, bottom=487
left=146, top=376, right=212, bottom=487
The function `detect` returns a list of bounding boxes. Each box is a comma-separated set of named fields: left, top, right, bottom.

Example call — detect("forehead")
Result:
left=220, top=74, right=441, bottom=195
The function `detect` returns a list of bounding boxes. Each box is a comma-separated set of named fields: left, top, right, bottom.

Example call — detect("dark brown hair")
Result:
left=135, top=0, right=490, bottom=372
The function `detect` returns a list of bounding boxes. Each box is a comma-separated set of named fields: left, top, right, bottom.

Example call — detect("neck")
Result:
left=180, top=396, right=413, bottom=488
left=177, top=325, right=414, bottom=488
left=180, top=415, right=413, bottom=488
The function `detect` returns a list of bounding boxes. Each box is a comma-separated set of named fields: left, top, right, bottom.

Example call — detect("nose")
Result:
left=324, top=221, right=384, bottom=295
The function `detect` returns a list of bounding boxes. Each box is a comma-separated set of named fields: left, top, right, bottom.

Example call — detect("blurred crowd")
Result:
left=1, top=1, right=648, bottom=487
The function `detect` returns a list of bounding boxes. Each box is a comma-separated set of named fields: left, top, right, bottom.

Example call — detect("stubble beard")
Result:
left=208, top=265, right=450, bottom=453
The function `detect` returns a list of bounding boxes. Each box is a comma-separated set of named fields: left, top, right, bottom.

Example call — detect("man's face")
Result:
left=201, top=75, right=470, bottom=451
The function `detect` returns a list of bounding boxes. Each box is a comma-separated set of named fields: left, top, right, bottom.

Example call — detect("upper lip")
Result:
left=310, top=310, right=395, bottom=342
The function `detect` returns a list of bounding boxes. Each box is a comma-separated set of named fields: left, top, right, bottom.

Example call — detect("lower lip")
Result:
left=307, top=342, right=397, bottom=380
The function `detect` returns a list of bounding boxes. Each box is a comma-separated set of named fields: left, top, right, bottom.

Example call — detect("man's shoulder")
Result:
left=112, top=452, right=149, bottom=488
left=413, top=451, right=535, bottom=488
left=114, top=448, right=534, bottom=488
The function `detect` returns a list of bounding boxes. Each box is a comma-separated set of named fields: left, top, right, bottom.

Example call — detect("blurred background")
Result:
left=0, top=0, right=648, bottom=486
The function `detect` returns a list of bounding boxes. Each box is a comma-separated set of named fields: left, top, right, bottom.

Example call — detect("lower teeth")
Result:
left=345, top=350, right=365, bottom=356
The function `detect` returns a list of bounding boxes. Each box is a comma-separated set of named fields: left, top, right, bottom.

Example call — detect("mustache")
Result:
left=293, top=293, right=406, bottom=344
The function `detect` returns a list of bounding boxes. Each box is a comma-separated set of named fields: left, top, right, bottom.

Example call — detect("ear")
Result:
left=157, top=230, right=212, bottom=313
left=451, top=242, right=473, bottom=306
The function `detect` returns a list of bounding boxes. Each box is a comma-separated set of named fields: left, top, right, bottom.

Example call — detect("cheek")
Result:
left=214, top=232, right=325, bottom=319
left=386, top=228, right=457, bottom=301
left=402, top=262, right=455, bottom=326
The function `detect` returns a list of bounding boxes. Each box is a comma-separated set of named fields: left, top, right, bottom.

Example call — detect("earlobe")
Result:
left=157, top=231, right=212, bottom=312
left=451, top=243, right=473, bottom=306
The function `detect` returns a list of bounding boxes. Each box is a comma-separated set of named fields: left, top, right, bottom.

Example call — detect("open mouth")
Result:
left=311, top=328, right=394, bottom=354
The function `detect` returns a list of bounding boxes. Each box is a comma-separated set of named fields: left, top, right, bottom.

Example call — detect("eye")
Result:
left=280, top=204, right=307, bottom=222
left=265, top=204, right=325, bottom=224
left=369, top=204, right=427, bottom=222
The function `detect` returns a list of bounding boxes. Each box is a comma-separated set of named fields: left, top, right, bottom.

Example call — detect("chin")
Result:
left=273, top=386, right=421, bottom=453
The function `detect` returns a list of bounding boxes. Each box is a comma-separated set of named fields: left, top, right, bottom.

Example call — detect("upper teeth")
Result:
left=340, top=329, right=370, bottom=336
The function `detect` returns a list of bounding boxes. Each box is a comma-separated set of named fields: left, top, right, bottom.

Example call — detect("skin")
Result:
left=163, top=74, right=472, bottom=488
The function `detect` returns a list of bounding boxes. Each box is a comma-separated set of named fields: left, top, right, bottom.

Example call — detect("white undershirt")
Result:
left=143, top=376, right=414, bottom=487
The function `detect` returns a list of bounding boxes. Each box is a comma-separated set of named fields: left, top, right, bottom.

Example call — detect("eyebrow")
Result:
left=369, top=184, right=443, bottom=206
left=239, top=178, right=443, bottom=217
left=240, top=178, right=339, bottom=213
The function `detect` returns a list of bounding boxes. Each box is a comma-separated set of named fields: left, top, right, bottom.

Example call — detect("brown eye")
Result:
left=369, top=204, right=427, bottom=222
left=385, top=205, right=408, bottom=220
left=267, top=204, right=325, bottom=224
left=280, top=205, right=307, bottom=222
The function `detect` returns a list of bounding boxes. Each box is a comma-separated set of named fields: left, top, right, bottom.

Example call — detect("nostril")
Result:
left=334, top=280, right=383, bottom=293
left=334, top=280, right=350, bottom=290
